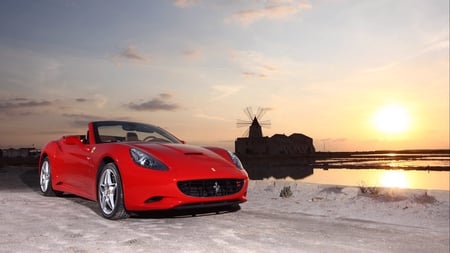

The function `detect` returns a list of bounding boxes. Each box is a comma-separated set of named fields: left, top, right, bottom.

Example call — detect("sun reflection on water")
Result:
left=388, top=161, right=400, bottom=167
left=379, top=170, right=408, bottom=188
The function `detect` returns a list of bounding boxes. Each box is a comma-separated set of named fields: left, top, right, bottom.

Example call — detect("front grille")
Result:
left=178, top=179, right=244, bottom=197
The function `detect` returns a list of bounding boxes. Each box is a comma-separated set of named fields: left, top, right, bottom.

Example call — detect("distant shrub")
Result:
left=280, top=186, right=293, bottom=198
left=358, top=184, right=380, bottom=196
left=413, top=191, right=437, bottom=205
left=359, top=183, right=407, bottom=202
left=320, top=186, right=344, bottom=194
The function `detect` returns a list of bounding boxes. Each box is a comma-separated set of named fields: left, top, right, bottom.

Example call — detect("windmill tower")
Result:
left=237, top=107, right=271, bottom=138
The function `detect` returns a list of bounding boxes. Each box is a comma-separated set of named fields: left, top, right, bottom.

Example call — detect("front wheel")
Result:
left=39, top=157, right=63, bottom=196
left=97, top=162, right=129, bottom=219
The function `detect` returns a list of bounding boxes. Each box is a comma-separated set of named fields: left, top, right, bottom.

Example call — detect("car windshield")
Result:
left=93, top=121, right=181, bottom=144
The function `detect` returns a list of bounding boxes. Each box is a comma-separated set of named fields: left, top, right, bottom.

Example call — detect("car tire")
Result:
left=97, top=162, right=129, bottom=219
left=39, top=157, right=63, bottom=197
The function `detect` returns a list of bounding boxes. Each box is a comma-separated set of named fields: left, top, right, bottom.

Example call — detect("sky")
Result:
left=0, top=0, right=448, bottom=152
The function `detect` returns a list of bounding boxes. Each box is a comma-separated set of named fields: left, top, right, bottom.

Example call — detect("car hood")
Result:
left=127, top=143, right=239, bottom=177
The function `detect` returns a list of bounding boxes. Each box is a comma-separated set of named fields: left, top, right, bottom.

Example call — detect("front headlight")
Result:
left=227, top=151, right=244, bottom=170
left=130, top=148, right=168, bottom=171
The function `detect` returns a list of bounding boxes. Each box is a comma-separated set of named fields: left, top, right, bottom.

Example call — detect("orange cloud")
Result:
left=225, top=1, right=312, bottom=26
left=173, top=0, right=199, bottom=8
left=182, top=49, right=204, bottom=61
left=229, top=50, right=279, bottom=78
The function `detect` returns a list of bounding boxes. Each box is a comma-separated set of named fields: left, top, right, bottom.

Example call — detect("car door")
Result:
left=61, top=136, right=93, bottom=197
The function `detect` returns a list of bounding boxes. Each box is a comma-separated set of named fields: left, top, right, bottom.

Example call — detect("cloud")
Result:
left=74, top=95, right=107, bottom=108
left=128, top=93, right=180, bottom=111
left=159, top=93, right=173, bottom=99
left=193, top=113, right=227, bottom=121
left=173, top=0, right=200, bottom=8
left=364, top=38, right=450, bottom=73
left=0, top=98, right=54, bottom=119
left=122, top=46, right=149, bottom=62
left=62, top=113, right=100, bottom=121
left=229, top=50, right=279, bottom=78
left=182, top=49, right=204, bottom=61
left=242, top=71, right=268, bottom=78
left=210, top=85, right=243, bottom=100
left=0, top=98, right=52, bottom=112
left=114, top=46, right=150, bottom=65
left=94, top=94, right=108, bottom=108
left=225, top=1, right=312, bottom=26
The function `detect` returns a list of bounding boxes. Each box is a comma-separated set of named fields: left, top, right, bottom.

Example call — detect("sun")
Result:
left=373, top=104, right=410, bottom=133
left=379, top=170, right=408, bottom=188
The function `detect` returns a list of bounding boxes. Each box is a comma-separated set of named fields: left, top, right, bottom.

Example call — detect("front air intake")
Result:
left=177, top=179, right=244, bottom=197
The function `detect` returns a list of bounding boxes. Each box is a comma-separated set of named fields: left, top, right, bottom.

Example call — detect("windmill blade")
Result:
left=244, top=107, right=254, bottom=120
left=241, top=128, right=249, bottom=137
left=256, top=107, right=268, bottom=120
left=260, top=120, right=271, bottom=128
left=237, top=106, right=271, bottom=136
left=236, top=119, right=252, bottom=127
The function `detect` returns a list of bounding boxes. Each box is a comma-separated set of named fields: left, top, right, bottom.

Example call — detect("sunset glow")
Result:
left=373, top=105, right=410, bottom=134
left=379, top=170, right=408, bottom=188
left=0, top=1, right=448, bottom=151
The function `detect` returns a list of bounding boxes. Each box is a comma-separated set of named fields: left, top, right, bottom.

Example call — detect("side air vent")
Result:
left=184, top=152, right=203, bottom=156
left=145, top=196, right=163, bottom=203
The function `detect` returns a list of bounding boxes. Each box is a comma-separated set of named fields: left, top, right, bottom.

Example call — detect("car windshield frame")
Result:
left=92, top=121, right=182, bottom=144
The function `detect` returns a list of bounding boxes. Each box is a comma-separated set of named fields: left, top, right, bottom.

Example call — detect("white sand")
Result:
left=0, top=167, right=448, bottom=252
left=247, top=179, right=449, bottom=233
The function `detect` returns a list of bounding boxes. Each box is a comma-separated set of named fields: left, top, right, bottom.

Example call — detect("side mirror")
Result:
left=63, top=135, right=83, bottom=145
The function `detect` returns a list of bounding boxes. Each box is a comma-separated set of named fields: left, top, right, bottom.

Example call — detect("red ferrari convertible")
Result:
left=38, top=121, right=248, bottom=219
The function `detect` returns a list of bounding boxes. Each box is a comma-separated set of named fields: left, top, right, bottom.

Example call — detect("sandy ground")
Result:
left=0, top=166, right=448, bottom=253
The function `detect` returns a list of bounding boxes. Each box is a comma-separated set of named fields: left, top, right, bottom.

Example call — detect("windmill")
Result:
left=237, top=107, right=271, bottom=138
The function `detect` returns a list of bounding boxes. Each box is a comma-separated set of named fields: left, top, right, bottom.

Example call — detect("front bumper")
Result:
left=121, top=165, right=248, bottom=211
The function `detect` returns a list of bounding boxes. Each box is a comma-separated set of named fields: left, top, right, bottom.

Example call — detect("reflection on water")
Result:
left=379, top=170, right=408, bottom=188
left=299, top=169, right=449, bottom=191
left=315, top=150, right=449, bottom=170
left=243, top=150, right=449, bottom=190
left=240, top=155, right=314, bottom=180
left=245, top=165, right=313, bottom=180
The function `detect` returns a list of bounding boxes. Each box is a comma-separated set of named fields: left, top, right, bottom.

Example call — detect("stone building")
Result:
left=235, top=117, right=315, bottom=156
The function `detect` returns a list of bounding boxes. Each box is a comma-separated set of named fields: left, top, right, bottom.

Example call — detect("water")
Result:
left=300, top=169, right=449, bottom=191
left=303, top=151, right=449, bottom=190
